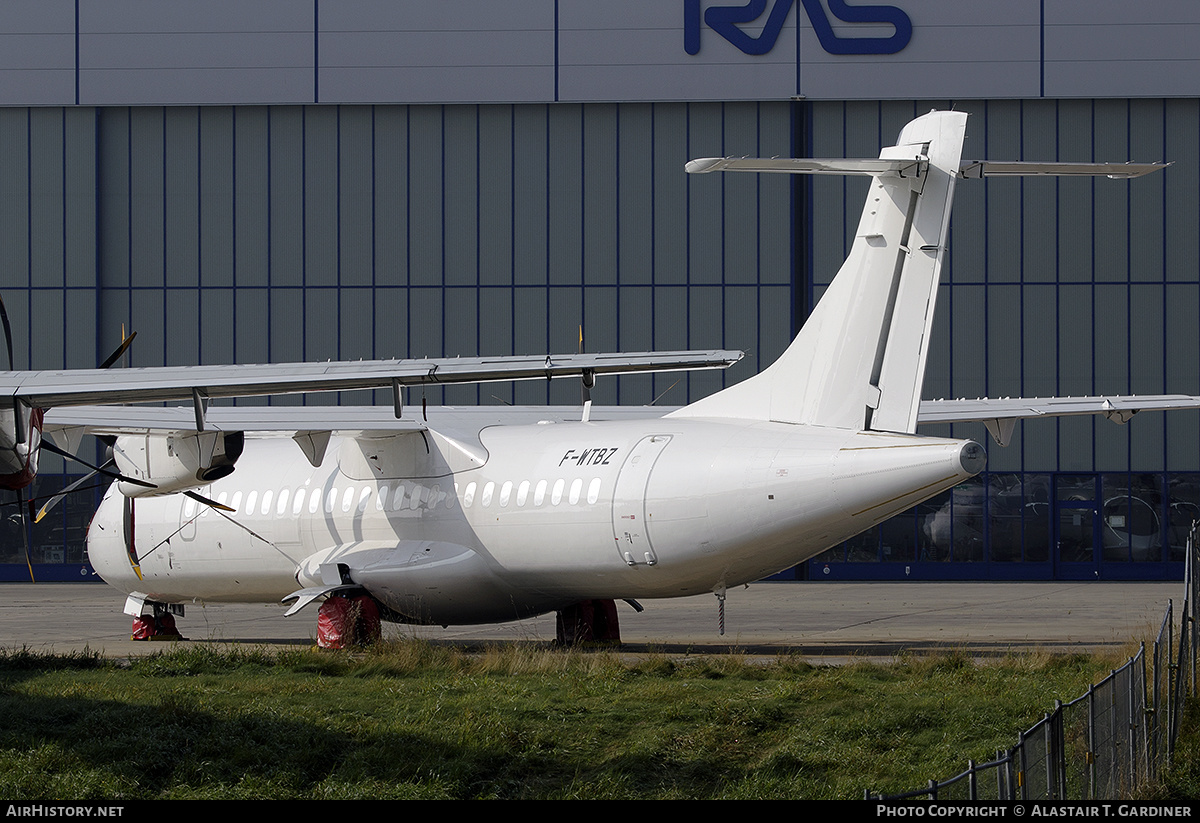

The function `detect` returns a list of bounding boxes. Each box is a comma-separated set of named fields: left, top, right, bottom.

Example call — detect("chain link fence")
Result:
left=868, top=520, right=1199, bottom=801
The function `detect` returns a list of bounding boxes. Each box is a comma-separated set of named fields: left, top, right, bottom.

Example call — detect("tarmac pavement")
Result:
left=0, top=579, right=1182, bottom=661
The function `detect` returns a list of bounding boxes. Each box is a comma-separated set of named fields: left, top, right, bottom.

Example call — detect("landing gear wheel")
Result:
left=317, top=593, right=382, bottom=649
left=130, top=611, right=183, bottom=641
left=556, top=599, right=621, bottom=646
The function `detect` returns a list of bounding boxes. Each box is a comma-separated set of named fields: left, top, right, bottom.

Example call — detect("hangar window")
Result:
left=588, top=478, right=602, bottom=505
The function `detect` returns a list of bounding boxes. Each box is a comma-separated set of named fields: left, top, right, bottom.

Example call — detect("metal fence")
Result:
left=868, top=521, right=1199, bottom=801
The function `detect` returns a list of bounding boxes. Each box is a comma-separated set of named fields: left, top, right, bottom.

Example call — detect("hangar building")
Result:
left=1, top=1, right=1198, bottom=582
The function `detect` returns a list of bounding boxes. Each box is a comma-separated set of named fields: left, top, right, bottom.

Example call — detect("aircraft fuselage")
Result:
left=87, top=416, right=983, bottom=625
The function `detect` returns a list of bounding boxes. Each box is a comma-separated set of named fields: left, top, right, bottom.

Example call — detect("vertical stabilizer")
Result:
left=671, top=111, right=967, bottom=432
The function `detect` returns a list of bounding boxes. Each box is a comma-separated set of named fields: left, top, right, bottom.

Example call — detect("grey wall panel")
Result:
left=268, top=107, right=306, bottom=288
left=1055, top=101, right=1096, bottom=285
left=651, top=105, right=687, bottom=286
left=1164, top=101, right=1200, bottom=282
left=685, top=102, right=725, bottom=287
left=443, top=106, right=480, bottom=289
left=319, top=0, right=554, bottom=104
left=547, top=105, right=583, bottom=287
left=407, top=107, right=444, bottom=288
left=0, top=2, right=75, bottom=105
left=582, top=104, right=618, bottom=287
left=512, top=106, right=549, bottom=288
left=616, top=104, right=653, bottom=287
left=757, top=105, right=793, bottom=288
left=64, top=109, right=98, bottom=292
left=233, top=287, right=270, bottom=369
left=479, top=286, right=513, bottom=358
left=337, top=107, right=375, bottom=290
left=302, top=106, right=338, bottom=289
left=29, top=109, right=66, bottom=289
left=1019, top=105, right=1058, bottom=285
left=478, top=107, right=514, bottom=289
left=127, top=108, right=164, bottom=289
left=198, top=287, right=234, bottom=366
left=80, top=0, right=313, bottom=105
left=0, top=109, right=31, bottom=336
left=199, top=107, right=235, bottom=289
left=163, top=108, right=200, bottom=289
left=1056, top=284, right=1094, bottom=398
left=233, top=108, right=271, bottom=289
left=1129, top=101, right=1167, bottom=284
left=373, top=107, right=410, bottom=289
left=1092, top=101, right=1132, bottom=284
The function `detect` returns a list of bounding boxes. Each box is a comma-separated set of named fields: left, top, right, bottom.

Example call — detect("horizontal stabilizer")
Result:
left=685, top=156, right=923, bottom=177
left=688, top=156, right=1168, bottom=181
left=918, top=395, right=1200, bottom=446
left=956, top=160, right=1169, bottom=179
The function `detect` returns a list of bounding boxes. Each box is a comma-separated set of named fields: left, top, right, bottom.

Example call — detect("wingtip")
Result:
left=685, top=158, right=723, bottom=174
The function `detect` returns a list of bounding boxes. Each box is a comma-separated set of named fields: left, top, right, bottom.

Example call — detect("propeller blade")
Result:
left=98, top=331, right=136, bottom=370
left=34, top=468, right=103, bottom=523
left=184, top=490, right=235, bottom=512
left=0, top=293, right=13, bottom=371
left=38, top=440, right=156, bottom=489
left=17, top=488, right=33, bottom=582
left=122, top=495, right=142, bottom=581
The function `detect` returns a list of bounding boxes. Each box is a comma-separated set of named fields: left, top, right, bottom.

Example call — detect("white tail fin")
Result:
left=671, top=110, right=968, bottom=432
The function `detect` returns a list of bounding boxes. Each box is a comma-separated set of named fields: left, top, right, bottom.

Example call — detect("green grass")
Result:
left=0, top=642, right=1137, bottom=799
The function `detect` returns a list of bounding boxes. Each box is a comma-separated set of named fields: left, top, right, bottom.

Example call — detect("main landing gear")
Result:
left=555, top=599, right=621, bottom=646
left=130, top=603, right=184, bottom=641
left=316, top=592, right=382, bottom=649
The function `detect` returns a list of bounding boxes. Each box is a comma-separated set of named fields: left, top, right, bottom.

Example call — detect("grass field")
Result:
left=2, top=641, right=1176, bottom=800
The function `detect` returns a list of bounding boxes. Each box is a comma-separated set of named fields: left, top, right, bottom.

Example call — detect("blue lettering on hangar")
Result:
left=684, top=0, right=912, bottom=56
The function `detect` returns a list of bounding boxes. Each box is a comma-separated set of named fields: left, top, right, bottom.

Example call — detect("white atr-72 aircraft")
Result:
left=13, top=110, right=1185, bottom=644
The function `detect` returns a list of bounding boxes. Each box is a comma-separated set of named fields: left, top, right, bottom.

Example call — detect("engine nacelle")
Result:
left=112, top=430, right=244, bottom=497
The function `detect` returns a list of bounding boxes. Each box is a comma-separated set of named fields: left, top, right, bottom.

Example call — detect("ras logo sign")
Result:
left=684, top=0, right=912, bottom=56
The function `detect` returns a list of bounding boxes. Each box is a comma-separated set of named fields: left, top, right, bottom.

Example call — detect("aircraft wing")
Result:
left=43, top=404, right=673, bottom=436
left=0, top=349, right=740, bottom=411
left=917, top=395, right=1200, bottom=446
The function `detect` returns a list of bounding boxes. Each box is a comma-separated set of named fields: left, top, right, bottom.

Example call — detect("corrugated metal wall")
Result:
left=3, top=102, right=795, bottom=411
